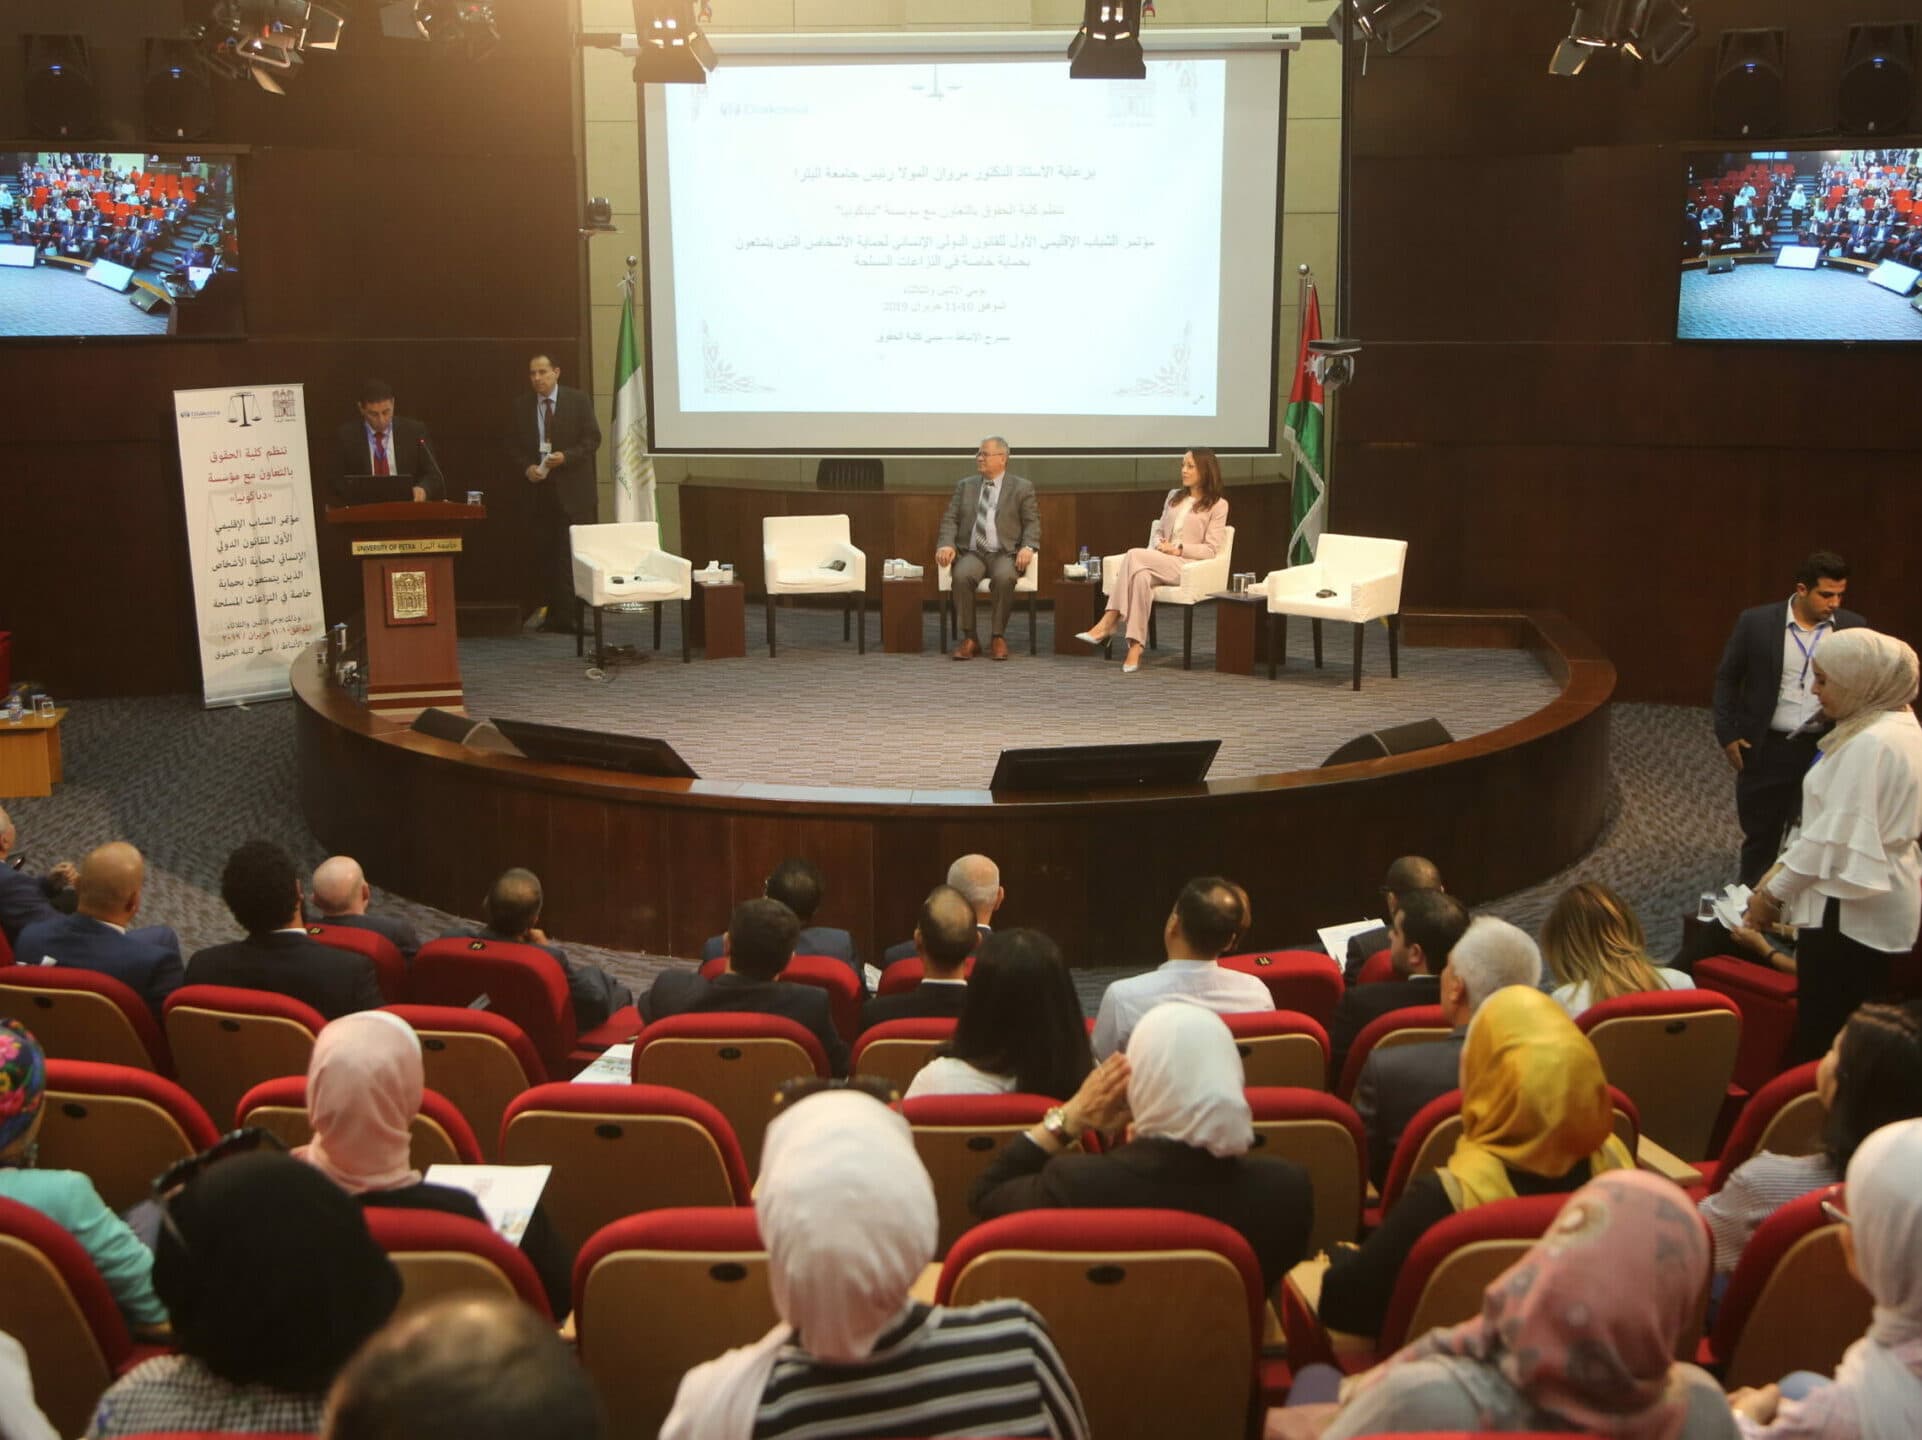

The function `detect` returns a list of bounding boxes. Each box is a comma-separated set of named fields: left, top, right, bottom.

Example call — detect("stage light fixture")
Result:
left=1067, top=1, right=1146, bottom=80
left=144, top=38, right=216, bottom=140
left=1711, top=28, right=1786, bottom=138
left=1838, top=24, right=1917, bottom=134
left=1551, top=1, right=1694, bottom=75
left=198, top=0, right=348, bottom=94
left=1348, top=0, right=1442, bottom=56
left=23, top=35, right=98, bottom=138
left=632, top=2, right=716, bottom=85
left=412, top=1, right=500, bottom=59
left=1634, top=1, right=1698, bottom=65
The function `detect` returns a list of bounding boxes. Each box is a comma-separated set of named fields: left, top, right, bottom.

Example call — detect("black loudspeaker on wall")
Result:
left=1322, top=717, right=1454, bottom=768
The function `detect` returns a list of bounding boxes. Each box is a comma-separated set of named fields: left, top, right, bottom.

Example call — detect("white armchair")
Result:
left=1259, top=533, right=1408, bottom=689
left=570, top=521, right=694, bottom=664
left=761, top=513, right=867, bottom=657
left=1102, top=523, right=1236, bottom=670
left=937, top=550, right=1040, bottom=655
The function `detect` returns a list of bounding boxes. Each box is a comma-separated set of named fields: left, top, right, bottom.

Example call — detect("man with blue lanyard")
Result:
left=1713, top=551, right=1866, bottom=885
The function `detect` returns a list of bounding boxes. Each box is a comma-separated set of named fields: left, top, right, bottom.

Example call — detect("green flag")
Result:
left=1284, top=287, right=1326, bottom=567
left=611, top=271, right=655, bottom=523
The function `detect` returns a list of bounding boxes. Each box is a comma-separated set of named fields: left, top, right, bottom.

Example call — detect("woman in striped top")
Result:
left=660, top=1089, right=1088, bottom=1440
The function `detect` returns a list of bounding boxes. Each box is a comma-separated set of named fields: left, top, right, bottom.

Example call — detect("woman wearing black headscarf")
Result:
left=85, top=1151, right=400, bottom=1438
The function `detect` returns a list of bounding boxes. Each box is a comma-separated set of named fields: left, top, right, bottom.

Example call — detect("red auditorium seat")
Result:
left=1355, top=946, right=1395, bottom=985
left=1576, top=989, right=1742, bottom=1162
left=412, top=936, right=640, bottom=1077
left=1223, top=1009, right=1330, bottom=1089
left=35, top=1060, right=219, bottom=1213
left=1336, top=1003, right=1449, bottom=1101
left=631, top=1012, right=829, bottom=1173
left=382, top=1004, right=547, bottom=1163
left=877, top=952, right=976, bottom=995
left=362, top=1206, right=552, bottom=1321
left=850, top=1016, right=957, bottom=1093
left=1693, top=955, right=1797, bottom=1095
left=938, top=1209, right=1264, bottom=1439
left=162, top=984, right=325, bottom=1129
left=1246, top=1087, right=1367, bottom=1252
left=234, top=1074, right=483, bottom=1170
left=1219, top=950, right=1342, bottom=1025
left=778, top=953, right=861, bottom=1045
left=0, top=964, right=171, bottom=1072
left=305, top=923, right=409, bottom=1003
left=901, top=1092, right=1057, bottom=1255
left=1693, top=1059, right=1823, bottom=1197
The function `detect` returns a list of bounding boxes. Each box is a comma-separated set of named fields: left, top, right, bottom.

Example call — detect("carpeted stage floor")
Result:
left=6, top=605, right=1743, bottom=1010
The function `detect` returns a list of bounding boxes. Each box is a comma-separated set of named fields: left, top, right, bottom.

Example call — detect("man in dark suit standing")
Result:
left=643, top=898, right=849, bottom=1076
left=1713, top=551, right=1866, bottom=884
left=334, top=378, right=444, bottom=503
left=0, top=805, right=76, bottom=948
left=190, top=840, right=383, bottom=1021
left=859, top=886, right=976, bottom=1033
left=935, top=436, right=1039, bottom=661
left=1325, top=889, right=1471, bottom=1081
left=508, top=354, right=601, bottom=634
left=14, top=842, right=183, bottom=1018
left=310, top=855, right=420, bottom=961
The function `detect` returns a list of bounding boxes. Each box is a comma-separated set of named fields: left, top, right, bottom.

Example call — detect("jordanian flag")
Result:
left=1284, top=286, right=1326, bottom=567
left=611, top=270, right=656, bottom=523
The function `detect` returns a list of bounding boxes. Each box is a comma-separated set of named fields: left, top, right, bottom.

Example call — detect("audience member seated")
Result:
left=643, top=899, right=849, bottom=1076
left=1091, top=876, right=1264, bottom=1058
left=858, top=885, right=976, bottom=1031
left=13, top=842, right=183, bottom=1017
left=701, top=857, right=861, bottom=989
left=311, top=856, right=421, bottom=961
left=971, top=1000, right=1315, bottom=1293
left=1316, top=986, right=1634, bottom=1339
left=0, top=1329, right=57, bottom=1440
left=0, top=1021, right=167, bottom=1334
left=1327, top=889, right=1472, bottom=1079
left=296, top=1012, right=573, bottom=1319
left=1703, top=1001, right=1922, bottom=1277
left=1543, top=882, right=1690, bottom=1019
left=0, top=804, right=76, bottom=947
left=1354, top=915, right=1543, bottom=1188
left=661, top=1089, right=1088, bottom=1440
left=1339, top=854, right=1444, bottom=982
left=902, top=928, right=1094, bottom=1101
left=882, top=853, right=1004, bottom=964
left=1728, top=1115, right=1922, bottom=1439
left=189, top=840, right=383, bottom=1021
left=459, top=867, right=631, bottom=1031
left=1296, top=1172, right=1735, bottom=1440
left=323, top=1295, right=604, bottom=1440
left=85, top=1151, right=399, bottom=1439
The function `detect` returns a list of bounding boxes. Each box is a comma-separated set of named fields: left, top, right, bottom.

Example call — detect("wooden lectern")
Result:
left=325, top=502, right=484, bottom=718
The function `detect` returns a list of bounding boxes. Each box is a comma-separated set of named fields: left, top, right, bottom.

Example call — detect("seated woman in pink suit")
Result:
left=1074, top=448, right=1228, bottom=674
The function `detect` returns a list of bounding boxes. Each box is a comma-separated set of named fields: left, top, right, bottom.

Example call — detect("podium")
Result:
left=325, top=502, right=485, bottom=718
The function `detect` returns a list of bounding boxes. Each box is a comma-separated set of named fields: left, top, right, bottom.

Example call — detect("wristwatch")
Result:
left=1040, top=1106, right=1075, bottom=1147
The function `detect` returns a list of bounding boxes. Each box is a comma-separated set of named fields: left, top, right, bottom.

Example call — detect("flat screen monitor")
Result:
left=988, top=739, right=1220, bottom=793
left=0, top=149, right=244, bottom=339
left=491, top=718, right=700, bottom=779
left=1677, top=145, right=1922, bottom=342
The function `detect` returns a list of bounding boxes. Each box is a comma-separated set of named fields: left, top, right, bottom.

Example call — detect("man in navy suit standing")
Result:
left=1714, top=551, right=1867, bottom=884
left=14, top=842, right=183, bottom=1018
left=508, top=354, right=602, bottom=634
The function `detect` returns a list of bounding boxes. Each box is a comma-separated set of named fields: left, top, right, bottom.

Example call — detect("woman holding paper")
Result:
left=295, top=1011, right=574, bottom=1319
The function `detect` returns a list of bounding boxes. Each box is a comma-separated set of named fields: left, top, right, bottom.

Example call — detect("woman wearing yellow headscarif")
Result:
left=1317, top=984, right=1633, bottom=1338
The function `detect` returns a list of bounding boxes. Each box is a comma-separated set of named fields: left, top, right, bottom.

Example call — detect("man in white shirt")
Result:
left=935, top=437, right=1039, bottom=661
left=1091, top=876, right=1267, bottom=1057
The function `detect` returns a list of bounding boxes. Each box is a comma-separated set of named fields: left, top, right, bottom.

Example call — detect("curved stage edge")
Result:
left=294, top=609, right=1613, bottom=968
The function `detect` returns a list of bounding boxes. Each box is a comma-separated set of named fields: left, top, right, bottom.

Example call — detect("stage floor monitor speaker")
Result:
left=411, top=708, right=517, bottom=754
left=989, top=739, right=1220, bottom=793
left=1322, top=717, right=1454, bottom=768
left=490, top=716, right=699, bottom=779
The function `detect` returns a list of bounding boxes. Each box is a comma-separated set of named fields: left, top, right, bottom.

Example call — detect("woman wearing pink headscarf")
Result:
left=1308, top=1170, right=1736, bottom=1439
left=295, top=1012, right=573, bottom=1317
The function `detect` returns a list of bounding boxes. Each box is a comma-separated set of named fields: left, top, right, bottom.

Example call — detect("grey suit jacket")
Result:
left=1353, top=1029, right=1466, bottom=1188
left=937, top=472, right=1040, bottom=556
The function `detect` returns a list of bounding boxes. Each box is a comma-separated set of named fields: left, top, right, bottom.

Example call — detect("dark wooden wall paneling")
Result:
left=1336, top=0, right=1922, bottom=705
left=0, top=1, right=586, bottom=697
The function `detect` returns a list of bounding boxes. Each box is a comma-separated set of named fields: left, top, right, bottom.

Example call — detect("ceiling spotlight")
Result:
left=413, top=1, right=499, bottom=59
left=198, top=0, right=347, bottom=94
left=1068, top=1, right=1146, bottom=80
left=632, top=2, right=716, bottom=85
left=1346, top=0, right=1443, bottom=56
left=1553, top=1, right=1696, bottom=75
left=1633, top=1, right=1698, bottom=65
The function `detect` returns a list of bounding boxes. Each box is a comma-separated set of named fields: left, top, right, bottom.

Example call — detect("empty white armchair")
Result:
left=937, top=550, right=1040, bottom=655
left=1260, top=533, right=1408, bottom=689
left=761, top=513, right=867, bottom=657
left=1102, top=523, right=1237, bottom=670
left=570, top=521, right=694, bottom=663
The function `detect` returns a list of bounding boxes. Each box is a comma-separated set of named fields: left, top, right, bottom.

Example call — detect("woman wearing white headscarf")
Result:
left=969, top=999, right=1315, bottom=1292
left=660, top=1089, right=1087, bottom=1440
left=1745, top=629, right=1922, bottom=1061
left=1730, top=1116, right=1922, bottom=1440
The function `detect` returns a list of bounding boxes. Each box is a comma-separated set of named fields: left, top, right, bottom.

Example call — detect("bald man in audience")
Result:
left=311, top=855, right=421, bottom=961
left=14, top=842, right=184, bottom=1017
left=1340, top=854, right=1444, bottom=982
left=458, top=867, right=631, bottom=1030
left=859, top=885, right=978, bottom=1032
left=1091, top=876, right=1268, bottom=1058
left=324, top=1295, right=604, bottom=1440
left=0, top=804, right=77, bottom=947
left=882, top=853, right=1004, bottom=965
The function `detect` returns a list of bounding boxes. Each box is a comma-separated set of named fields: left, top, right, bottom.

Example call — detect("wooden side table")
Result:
left=0, top=707, right=67, bottom=797
left=688, top=582, right=746, bottom=660
left=1211, top=592, right=1271, bottom=676
left=881, top=578, right=929, bottom=654
left=1052, top=577, right=1101, bottom=655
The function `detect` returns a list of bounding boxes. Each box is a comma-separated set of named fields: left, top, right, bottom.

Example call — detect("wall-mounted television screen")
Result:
left=1677, top=146, right=1922, bottom=342
left=0, top=149, right=243, bottom=339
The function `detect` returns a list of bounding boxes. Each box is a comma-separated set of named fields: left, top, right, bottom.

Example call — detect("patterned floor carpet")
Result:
left=4, top=615, right=1742, bottom=1011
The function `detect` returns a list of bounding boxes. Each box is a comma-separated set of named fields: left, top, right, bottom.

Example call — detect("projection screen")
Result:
left=639, top=40, right=1290, bottom=454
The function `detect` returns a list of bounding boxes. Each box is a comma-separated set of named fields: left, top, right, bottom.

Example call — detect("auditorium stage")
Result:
left=294, top=607, right=1614, bottom=969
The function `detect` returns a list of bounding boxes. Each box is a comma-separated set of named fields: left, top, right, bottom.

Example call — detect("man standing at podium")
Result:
left=935, top=436, right=1038, bottom=661
left=335, top=379, right=444, bottom=503
left=509, top=354, right=602, bottom=634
